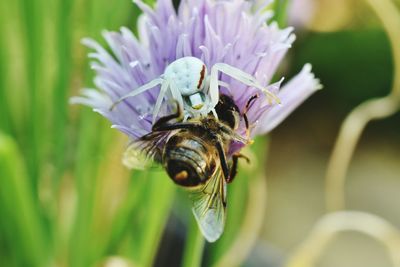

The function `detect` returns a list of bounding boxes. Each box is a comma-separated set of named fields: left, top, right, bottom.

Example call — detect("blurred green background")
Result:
left=0, top=0, right=399, bottom=266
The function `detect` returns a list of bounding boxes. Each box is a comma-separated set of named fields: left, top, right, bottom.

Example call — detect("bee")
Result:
left=126, top=94, right=257, bottom=242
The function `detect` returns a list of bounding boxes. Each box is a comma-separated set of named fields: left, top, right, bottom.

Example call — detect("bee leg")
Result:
left=152, top=101, right=203, bottom=132
left=226, top=153, right=250, bottom=183
left=243, top=94, right=259, bottom=141
left=215, top=141, right=231, bottom=183
left=227, top=154, right=239, bottom=183
left=152, top=101, right=184, bottom=130
left=153, top=122, right=200, bottom=132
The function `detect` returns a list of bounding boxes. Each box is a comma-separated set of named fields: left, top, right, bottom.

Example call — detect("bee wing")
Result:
left=123, top=131, right=169, bottom=169
left=122, top=143, right=154, bottom=170
left=189, top=168, right=227, bottom=242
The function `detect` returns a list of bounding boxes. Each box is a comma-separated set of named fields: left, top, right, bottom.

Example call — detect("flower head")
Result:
left=73, top=0, right=321, bottom=154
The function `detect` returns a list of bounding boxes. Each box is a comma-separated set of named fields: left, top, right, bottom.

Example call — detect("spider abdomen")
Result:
left=164, top=57, right=207, bottom=96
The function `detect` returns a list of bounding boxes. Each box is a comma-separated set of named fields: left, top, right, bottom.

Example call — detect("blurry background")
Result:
left=0, top=0, right=399, bottom=266
left=265, top=0, right=400, bottom=266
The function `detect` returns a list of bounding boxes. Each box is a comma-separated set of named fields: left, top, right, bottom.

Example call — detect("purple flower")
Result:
left=72, top=0, right=321, bottom=153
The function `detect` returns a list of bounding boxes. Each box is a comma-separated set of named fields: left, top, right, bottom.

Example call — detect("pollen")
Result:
left=175, top=170, right=188, bottom=181
left=193, top=104, right=204, bottom=110
left=188, top=93, right=204, bottom=110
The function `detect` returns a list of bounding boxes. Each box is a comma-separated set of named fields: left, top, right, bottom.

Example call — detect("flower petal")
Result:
left=75, top=0, right=320, bottom=144
left=254, top=64, right=322, bottom=134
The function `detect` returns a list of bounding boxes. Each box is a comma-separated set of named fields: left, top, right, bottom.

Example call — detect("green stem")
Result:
left=0, top=10, right=12, bottom=135
left=135, top=173, right=175, bottom=267
left=364, top=0, right=400, bottom=97
left=104, top=171, right=148, bottom=254
left=19, top=0, right=44, bottom=184
left=182, top=217, right=205, bottom=267
left=52, top=0, right=74, bottom=185
left=273, top=0, right=290, bottom=28
left=325, top=0, right=400, bottom=211
left=69, top=112, right=105, bottom=267
left=0, top=133, right=48, bottom=266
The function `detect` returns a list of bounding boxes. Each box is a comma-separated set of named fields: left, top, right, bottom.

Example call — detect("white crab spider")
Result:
left=111, top=56, right=280, bottom=122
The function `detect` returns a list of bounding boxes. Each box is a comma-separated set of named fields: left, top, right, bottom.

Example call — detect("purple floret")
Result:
left=72, top=0, right=321, bottom=154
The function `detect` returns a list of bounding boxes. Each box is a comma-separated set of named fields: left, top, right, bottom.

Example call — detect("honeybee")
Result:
left=126, top=94, right=255, bottom=242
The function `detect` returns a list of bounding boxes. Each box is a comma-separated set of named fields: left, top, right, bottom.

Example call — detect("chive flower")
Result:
left=73, top=0, right=321, bottom=151
left=72, top=0, right=321, bottom=243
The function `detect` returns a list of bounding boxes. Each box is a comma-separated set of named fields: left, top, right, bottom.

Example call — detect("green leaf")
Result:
left=181, top=217, right=205, bottom=267
left=0, top=133, right=48, bottom=266
left=273, top=0, right=290, bottom=28
left=129, top=172, right=176, bottom=267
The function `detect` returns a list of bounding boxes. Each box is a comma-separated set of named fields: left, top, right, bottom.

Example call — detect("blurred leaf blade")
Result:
left=273, top=0, right=290, bottom=27
left=69, top=112, right=111, bottom=267
left=182, top=217, right=205, bottom=267
left=67, top=0, right=140, bottom=265
left=52, top=0, right=75, bottom=184
left=18, top=0, right=46, bottom=183
left=0, top=133, right=49, bottom=266
left=0, top=8, right=12, bottom=135
left=130, top=172, right=176, bottom=267
left=103, top=170, right=149, bottom=255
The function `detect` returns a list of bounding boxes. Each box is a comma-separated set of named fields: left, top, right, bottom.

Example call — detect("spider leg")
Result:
left=203, top=94, right=218, bottom=119
left=152, top=79, right=170, bottom=123
left=168, top=80, right=184, bottom=114
left=218, top=80, right=230, bottom=89
left=212, top=63, right=280, bottom=104
left=110, top=77, right=164, bottom=110
left=210, top=107, right=218, bottom=119
left=209, top=69, right=221, bottom=109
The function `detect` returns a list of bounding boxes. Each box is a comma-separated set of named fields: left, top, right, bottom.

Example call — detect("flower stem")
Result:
left=19, top=0, right=45, bottom=185
left=364, top=0, right=400, bottom=97
left=182, top=217, right=205, bottom=267
left=126, top=172, right=175, bottom=267
left=273, top=0, right=290, bottom=28
left=325, top=0, right=400, bottom=211
left=286, top=211, right=400, bottom=267
left=0, top=133, right=48, bottom=266
left=52, top=0, right=74, bottom=185
left=0, top=23, right=11, bottom=135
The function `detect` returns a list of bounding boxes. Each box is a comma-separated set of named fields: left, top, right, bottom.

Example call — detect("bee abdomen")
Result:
left=164, top=138, right=216, bottom=187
